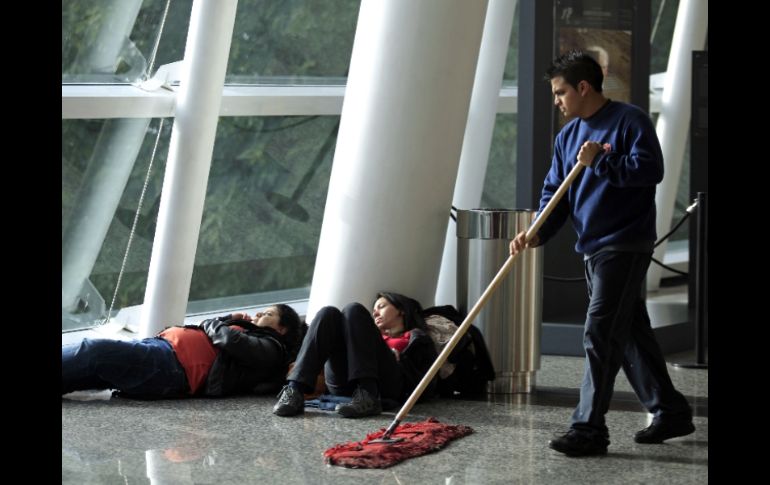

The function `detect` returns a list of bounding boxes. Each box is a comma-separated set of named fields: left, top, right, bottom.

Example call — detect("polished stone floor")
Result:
left=62, top=350, right=707, bottom=484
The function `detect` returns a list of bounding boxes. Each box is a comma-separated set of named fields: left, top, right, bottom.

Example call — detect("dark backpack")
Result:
left=422, top=305, right=495, bottom=396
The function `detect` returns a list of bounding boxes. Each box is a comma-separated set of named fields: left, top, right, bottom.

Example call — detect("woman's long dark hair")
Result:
left=275, top=304, right=304, bottom=354
left=376, top=292, right=427, bottom=332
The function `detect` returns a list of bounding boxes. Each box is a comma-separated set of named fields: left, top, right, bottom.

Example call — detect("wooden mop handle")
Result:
left=382, top=162, right=585, bottom=436
left=525, top=162, right=585, bottom=242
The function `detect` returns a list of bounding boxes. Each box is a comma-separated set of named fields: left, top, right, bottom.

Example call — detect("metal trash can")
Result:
left=456, top=208, right=543, bottom=394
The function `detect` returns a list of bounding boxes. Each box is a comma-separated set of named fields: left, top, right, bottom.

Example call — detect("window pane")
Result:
left=62, top=0, right=193, bottom=83
left=482, top=114, right=518, bottom=209
left=227, top=0, right=361, bottom=84
left=502, top=3, right=520, bottom=84
left=62, top=118, right=168, bottom=331
left=187, top=116, right=339, bottom=313
left=63, top=1, right=363, bottom=85
left=650, top=0, right=680, bottom=74
left=62, top=116, right=339, bottom=327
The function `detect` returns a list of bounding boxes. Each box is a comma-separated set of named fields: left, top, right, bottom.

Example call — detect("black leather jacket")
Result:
left=398, top=327, right=438, bottom=401
left=195, top=316, right=291, bottom=396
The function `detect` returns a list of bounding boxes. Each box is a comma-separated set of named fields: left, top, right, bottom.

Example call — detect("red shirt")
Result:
left=382, top=331, right=411, bottom=353
left=160, top=326, right=243, bottom=395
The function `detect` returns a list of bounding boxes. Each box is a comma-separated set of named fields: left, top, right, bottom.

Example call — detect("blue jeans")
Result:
left=571, top=251, right=692, bottom=437
left=62, top=337, right=189, bottom=398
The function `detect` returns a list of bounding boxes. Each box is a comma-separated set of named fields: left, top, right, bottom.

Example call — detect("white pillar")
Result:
left=647, top=0, right=708, bottom=291
left=307, top=0, right=489, bottom=321
left=140, top=0, right=238, bottom=336
left=435, top=0, right=517, bottom=306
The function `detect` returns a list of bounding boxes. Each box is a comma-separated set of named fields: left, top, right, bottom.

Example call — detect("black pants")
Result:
left=571, top=251, right=692, bottom=437
left=287, top=304, right=403, bottom=400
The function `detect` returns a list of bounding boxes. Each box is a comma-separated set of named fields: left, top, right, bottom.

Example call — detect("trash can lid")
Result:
left=456, top=208, right=536, bottom=239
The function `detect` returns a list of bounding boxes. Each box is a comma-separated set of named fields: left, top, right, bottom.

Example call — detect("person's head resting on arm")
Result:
left=372, top=292, right=427, bottom=338
left=247, top=304, right=304, bottom=351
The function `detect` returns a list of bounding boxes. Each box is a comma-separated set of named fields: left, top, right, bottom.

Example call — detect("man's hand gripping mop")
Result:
left=324, top=162, right=587, bottom=468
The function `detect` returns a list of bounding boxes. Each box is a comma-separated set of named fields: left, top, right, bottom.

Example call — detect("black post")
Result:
left=674, top=192, right=707, bottom=369
left=694, top=191, right=708, bottom=365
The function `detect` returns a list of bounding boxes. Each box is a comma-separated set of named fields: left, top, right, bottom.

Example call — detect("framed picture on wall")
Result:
left=554, top=0, right=635, bottom=127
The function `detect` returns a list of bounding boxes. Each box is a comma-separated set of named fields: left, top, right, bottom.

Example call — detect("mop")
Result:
left=325, top=162, right=587, bottom=469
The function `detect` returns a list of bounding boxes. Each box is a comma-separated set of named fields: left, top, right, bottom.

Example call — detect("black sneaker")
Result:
left=549, top=429, right=609, bottom=457
left=273, top=385, right=304, bottom=417
left=335, top=387, right=382, bottom=418
left=634, top=418, right=695, bottom=444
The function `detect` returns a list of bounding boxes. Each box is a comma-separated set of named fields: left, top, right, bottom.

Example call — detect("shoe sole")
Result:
left=273, top=407, right=304, bottom=417
left=634, top=423, right=695, bottom=444
left=549, top=442, right=607, bottom=457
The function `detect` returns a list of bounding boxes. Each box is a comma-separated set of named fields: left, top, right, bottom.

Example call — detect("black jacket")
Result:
left=423, top=305, right=495, bottom=396
left=196, top=316, right=291, bottom=396
left=398, top=327, right=438, bottom=401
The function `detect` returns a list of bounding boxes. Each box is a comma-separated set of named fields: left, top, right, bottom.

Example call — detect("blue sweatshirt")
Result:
left=536, top=100, right=664, bottom=256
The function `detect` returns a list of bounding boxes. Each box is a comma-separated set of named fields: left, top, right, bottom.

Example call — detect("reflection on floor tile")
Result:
left=62, top=355, right=707, bottom=484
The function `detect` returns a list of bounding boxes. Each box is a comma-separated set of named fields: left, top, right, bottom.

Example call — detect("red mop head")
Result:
left=324, top=417, right=473, bottom=469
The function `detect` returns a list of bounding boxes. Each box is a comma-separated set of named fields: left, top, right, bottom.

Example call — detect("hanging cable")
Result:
left=99, top=118, right=166, bottom=326
left=539, top=198, right=699, bottom=282
left=144, top=0, right=173, bottom=81
left=648, top=198, right=699, bottom=277
left=652, top=256, right=688, bottom=276
left=96, top=1, right=173, bottom=327
left=654, top=198, right=697, bottom=248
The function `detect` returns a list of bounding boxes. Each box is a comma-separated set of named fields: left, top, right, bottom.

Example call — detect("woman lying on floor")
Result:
left=273, top=292, right=438, bottom=418
left=62, top=305, right=303, bottom=399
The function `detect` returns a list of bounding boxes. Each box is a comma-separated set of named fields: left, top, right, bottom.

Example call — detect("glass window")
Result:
left=188, top=116, right=339, bottom=313
left=62, top=0, right=193, bottom=84
left=650, top=0, right=680, bottom=74
left=486, top=6, right=519, bottom=208
left=62, top=118, right=166, bottom=331
left=62, top=116, right=340, bottom=329
left=483, top=114, right=518, bottom=208
left=501, top=4, right=520, bottom=84
left=64, top=1, right=535, bottom=328
left=226, top=0, right=361, bottom=84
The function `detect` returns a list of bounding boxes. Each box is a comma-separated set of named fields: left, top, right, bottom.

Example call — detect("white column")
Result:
left=307, top=0, right=489, bottom=321
left=140, top=0, right=238, bottom=336
left=647, top=0, right=708, bottom=291
left=434, top=0, right=517, bottom=306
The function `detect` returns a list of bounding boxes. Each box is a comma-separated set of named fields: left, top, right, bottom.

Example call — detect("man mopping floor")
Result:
left=509, top=50, right=695, bottom=457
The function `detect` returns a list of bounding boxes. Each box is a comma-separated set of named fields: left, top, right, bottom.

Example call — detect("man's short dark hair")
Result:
left=545, top=50, right=604, bottom=93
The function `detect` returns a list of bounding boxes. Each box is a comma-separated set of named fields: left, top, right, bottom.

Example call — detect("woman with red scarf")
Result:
left=273, top=292, right=437, bottom=418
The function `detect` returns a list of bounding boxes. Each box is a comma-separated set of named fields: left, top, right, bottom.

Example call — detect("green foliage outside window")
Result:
left=62, top=1, right=359, bottom=319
